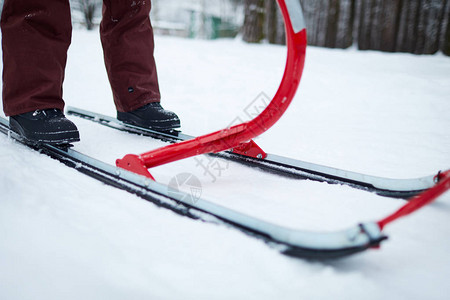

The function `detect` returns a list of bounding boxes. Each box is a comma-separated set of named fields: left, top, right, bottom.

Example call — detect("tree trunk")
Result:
left=300, top=0, right=354, bottom=49
left=336, top=0, right=356, bottom=48
left=357, top=0, right=402, bottom=52
left=265, top=0, right=278, bottom=43
left=324, top=0, right=340, bottom=48
left=242, top=0, right=266, bottom=43
left=265, top=0, right=286, bottom=45
left=83, top=1, right=96, bottom=30
left=396, top=0, right=447, bottom=54
left=441, top=0, right=450, bottom=55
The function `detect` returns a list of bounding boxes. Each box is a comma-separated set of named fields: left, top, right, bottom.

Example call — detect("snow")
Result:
left=1, top=29, right=450, bottom=300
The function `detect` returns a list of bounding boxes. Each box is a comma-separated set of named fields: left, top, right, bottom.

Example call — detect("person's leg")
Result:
left=1, top=0, right=72, bottom=116
left=1, top=0, right=79, bottom=144
left=100, top=0, right=160, bottom=112
left=100, top=1, right=180, bottom=130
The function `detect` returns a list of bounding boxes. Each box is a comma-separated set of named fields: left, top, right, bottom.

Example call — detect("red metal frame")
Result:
left=116, top=0, right=307, bottom=178
left=232, top=140, right=267, bottom=159
left=377, top=170, right=450, bottom=230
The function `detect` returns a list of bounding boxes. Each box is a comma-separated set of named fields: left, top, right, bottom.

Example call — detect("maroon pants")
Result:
left=1, top=0, right=160, bottom=116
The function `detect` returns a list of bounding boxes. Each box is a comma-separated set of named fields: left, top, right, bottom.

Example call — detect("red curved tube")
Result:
left=117, top=0, right=307, bottom=177
left=378, top=170, right=450, bottom=230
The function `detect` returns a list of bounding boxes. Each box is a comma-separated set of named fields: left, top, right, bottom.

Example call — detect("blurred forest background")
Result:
left=242, top=0, right=450, bottom=55
left=0, top=0, right=448, bottom=55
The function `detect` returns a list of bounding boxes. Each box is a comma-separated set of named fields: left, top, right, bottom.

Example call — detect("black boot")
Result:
left=117, top=102, right=181, bottom=131
left=9, top=109, right=80, bottom=145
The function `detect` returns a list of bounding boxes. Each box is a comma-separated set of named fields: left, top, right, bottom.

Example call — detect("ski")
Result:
left=67, top=106, right=440, bottom=199
left=3, top=115, right=449, bottom=260
left=0, top=115, right=389, bottom=259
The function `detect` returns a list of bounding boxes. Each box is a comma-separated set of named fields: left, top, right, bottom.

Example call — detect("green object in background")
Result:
left=189, top=10, right=238, bottom=39
left=209, top=16, right=221, bottom=39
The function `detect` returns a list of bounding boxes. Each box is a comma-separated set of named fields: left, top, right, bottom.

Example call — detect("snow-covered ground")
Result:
left=1, top=30, right=450, bottom=300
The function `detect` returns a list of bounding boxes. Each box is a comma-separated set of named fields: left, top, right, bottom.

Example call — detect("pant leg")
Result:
left=1, top=0, right=72, bottom=116
left=101, top=0, right=160, bottom=113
